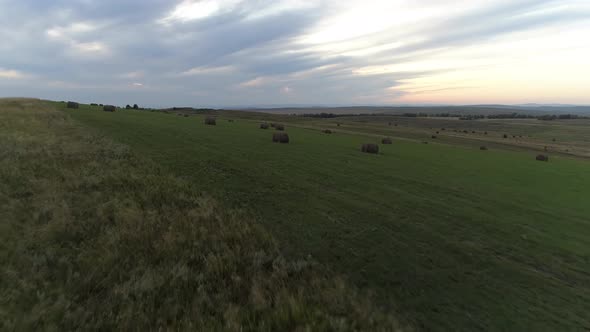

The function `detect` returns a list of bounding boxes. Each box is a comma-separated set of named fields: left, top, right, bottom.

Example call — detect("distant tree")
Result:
left=133, top=104, right=139, bottom=110
left=125, top=104, right=131, bottom=109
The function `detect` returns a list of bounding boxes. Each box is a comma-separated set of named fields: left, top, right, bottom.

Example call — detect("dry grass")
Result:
left=0, top=99, right=403, bottom=331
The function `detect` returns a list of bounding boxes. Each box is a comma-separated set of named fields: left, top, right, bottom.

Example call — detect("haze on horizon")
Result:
left=1, top=0, right=589, bottom=107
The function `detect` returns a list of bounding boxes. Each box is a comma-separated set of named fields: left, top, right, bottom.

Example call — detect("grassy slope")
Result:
left=65, top=103, right=590, bottom=331
left=0, top=99, right=401, bottom=331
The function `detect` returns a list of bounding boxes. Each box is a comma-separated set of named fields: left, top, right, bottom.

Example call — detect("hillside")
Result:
left=62, top=101, right=590, bottom=331
left=0, top=99, right=402, bottom=331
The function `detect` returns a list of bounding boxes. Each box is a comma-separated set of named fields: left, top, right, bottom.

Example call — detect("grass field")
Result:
left=61, top=102, right=590, bottom=331
left=0, top=99, right=400, bottom=331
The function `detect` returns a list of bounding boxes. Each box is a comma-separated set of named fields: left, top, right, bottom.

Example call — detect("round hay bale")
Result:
left=382, top=138, right=392, bottom=144
left=270, top=123, right=276, bottom=128
left=260, top=123, right=269, bottom=129
left=103, top=105, right=116, bottom=112
left=275, top=124, right=285, bottom=131
left=272, top=132, right=289, bottom=143
left=323, top=129, right=332, bottom=134
left=66, top=101, right=79, bottom=109
left=480, top=146, right=488, bottom=150
left=361, top=143, right=379, bottom=154
left=536, top=154, right=549, bottom=162
left=205, top=117, right=216, bottom=125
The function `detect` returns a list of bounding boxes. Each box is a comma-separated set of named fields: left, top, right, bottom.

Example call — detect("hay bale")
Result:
left=205, top=117, right=216, bottom=125
left=361, top=143, right=379, bottom=154
left=272, top=132, right=289, bottom=143
left=323, top=129, right=333, bottom=134
left=270, top=123, right=276, bottom=128
left=66, top=101, right=79, bottom=109
left=480, top=146, right=488, bottom=150
left=275, top=124, right=285, bottom=131
left=536, top=154, right=549, bottom=162
left=260, top=123, right=269, bottom=129
left=382, top=138, right=392, bottom=144
left=103, top=105, right=116, bottom=112
left=431, top=135, right=437, bottom=139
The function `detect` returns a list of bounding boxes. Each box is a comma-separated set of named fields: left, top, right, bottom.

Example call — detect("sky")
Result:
left=1, top=0, right=589, bottom=107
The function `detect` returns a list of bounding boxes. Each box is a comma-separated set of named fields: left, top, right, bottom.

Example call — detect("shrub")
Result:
left=382, top=138, right=392, bottom=144
left=431, top=135, right=437, bottom=139
left=66, top=101, right=79, bottom=109
left=536, top=154, right=549, bottom=162
left=103, top=105, right=116, bottom=112
left=205, top=117, right=216, bottom=125
left=272, top=133, right=289, bottom=143
left=361, top=143, right=379, bottom=154
left=503, top=134, right=508, bottom=139
left=480, top=146, right=488, bottom=150
left=323, top=129, right=332, bottom=134
left=260, top=123, right=269, bottom=129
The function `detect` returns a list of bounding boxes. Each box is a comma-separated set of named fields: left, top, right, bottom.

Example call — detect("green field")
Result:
left=60, top=102, right=590, bottom=331
left=0, top=100, right=400, bottom=331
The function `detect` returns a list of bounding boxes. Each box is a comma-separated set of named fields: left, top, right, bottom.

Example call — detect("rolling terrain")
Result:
left=0, top=99, right=400, bottom=331
left=60, top=101, right=590, bottom=331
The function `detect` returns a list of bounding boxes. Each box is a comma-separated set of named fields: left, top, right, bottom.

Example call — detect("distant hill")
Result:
left=240, top=105, right=590, bottom=116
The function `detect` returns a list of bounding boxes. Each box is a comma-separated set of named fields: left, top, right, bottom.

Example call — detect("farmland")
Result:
left=60, top=102, right=590, bottom=331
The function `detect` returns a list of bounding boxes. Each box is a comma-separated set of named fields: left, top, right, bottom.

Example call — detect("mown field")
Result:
left=62, top=102, right=590, bottom=331
left=0, top=99, right=401, bottom=331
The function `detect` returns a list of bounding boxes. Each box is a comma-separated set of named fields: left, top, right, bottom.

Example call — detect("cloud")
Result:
left=181, top=65, right=235, bottom=76
left=0, top=68, right=28, bottom=79
left=0, top=0, right=589, bottom=106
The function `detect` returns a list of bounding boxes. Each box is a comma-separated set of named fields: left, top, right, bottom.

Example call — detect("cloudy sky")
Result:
left=1, top=0, right=589, bottom=107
